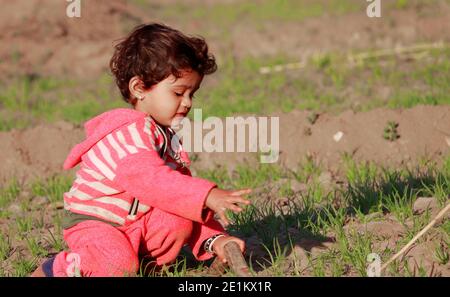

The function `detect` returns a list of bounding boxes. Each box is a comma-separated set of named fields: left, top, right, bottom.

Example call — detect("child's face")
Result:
left=134, top=69, right=203, bottom=127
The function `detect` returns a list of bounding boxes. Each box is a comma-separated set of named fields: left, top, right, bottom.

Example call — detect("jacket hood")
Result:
left=63, top=108, right=148, bottom=170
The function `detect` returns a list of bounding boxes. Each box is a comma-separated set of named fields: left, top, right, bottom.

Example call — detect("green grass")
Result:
left=195, top=47, right=450, bottom=118
left=383, top=121, right=400, bottom=141
left=138, top=252, right=211, bottom=277
left=0, top=1, right=449, bottom=131
left=132, top=0, right=364, bottom=28
left=30, top=175, right=75, bottom=204
left=16, top=216, right=34, bottom=235
left=200, top=154, right=449, bottom=276
left=0, top=178, right=21, bottom=209
left=0, top=175, right=73, bottom=276
left=25, top=236, right=49, bottom=258
left=388, top=0, right=450, bottom=10
left=11, top=258, right=37, bottom=277
left=0, top=154, right=448, bottom=276
left=43, top=228, right=66, bottom=252
left=197, top=161, right=285, bottom=190
left=291, top=155, right=323, bottom=183
left=258, top=238, right=289, bottom=276
left=338, top=229, right=374, bottom=276
left=0, top=47, right=449, bottom=130
left=340, top=155, right=447, bottom=216
left=433, top=243, right=449, bottom=265
left=0, top=74, right=127, bottom=131
left=0, top=233, right=12, bottom=261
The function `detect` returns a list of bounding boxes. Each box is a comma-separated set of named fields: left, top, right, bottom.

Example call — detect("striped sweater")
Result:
left=62, top=108, right=225, bottom=258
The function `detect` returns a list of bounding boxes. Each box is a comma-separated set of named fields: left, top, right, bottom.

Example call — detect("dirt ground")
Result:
left=1, top=0, right=449, bottom=80
left=0, top=104, right=448, bottom=185
left=1, top=0, right=448, bottom=185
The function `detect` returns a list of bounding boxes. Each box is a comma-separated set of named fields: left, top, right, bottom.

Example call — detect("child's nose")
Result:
left=181, top=97, right=192, bottom=108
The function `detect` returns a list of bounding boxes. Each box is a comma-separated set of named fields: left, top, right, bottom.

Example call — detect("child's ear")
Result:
left=129, top=76, right=147, bottom=99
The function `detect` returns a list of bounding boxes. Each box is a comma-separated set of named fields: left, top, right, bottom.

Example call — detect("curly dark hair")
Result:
left=110, top=23, right=217, bottom=104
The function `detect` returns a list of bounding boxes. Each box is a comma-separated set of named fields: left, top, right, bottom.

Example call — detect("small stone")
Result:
left=18, top=191, right=30, bottom=199
left=445, top=136, right=450, bottom=147
left=34, top=196, right=49, bottom=206
left=413, top=197, right=438, bottom=215
left=303, top=127, right=312, bottom=136
left=333, top=131, right=344, bottom=142
left=365, top=211, right=384, bottom=221
left=363, top=221, right=404, bottom=238
left=318, top=172, right=333, bottom=186
left=276, top=178, right=290, bottom=185
left=7, top=203, right=22, bottom=215
left=55, top=121, right=74, bottom=131
left=46, top=201, right=65, bottom=210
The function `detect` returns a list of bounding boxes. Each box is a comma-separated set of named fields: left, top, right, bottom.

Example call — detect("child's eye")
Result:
left=175, top=92, right=183, bottom=97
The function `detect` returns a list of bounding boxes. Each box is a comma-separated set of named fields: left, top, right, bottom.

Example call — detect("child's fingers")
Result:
left=238, top=240, right=246, bottom=253
left=227, top=204, right=243, bottom=213
left=218, top=212, right=230, bottom=226
left=228, top=196, right=251, bottom=206
left=229, top=188, right=252, bottom=196
left=230, top=188, right=252, bottom=196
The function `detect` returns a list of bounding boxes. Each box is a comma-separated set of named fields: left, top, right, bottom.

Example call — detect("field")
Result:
left=0, top=0, right=449, bottom=277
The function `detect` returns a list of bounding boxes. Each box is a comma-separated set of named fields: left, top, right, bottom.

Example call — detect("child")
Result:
left=31, top=23, right=252, bottom=277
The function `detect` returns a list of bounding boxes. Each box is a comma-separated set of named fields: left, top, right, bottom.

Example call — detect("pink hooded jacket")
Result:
left=62, top=108, right=225, bottom=260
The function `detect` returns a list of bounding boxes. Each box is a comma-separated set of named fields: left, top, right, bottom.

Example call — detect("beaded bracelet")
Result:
left=204, top=234, right=226, bottom=254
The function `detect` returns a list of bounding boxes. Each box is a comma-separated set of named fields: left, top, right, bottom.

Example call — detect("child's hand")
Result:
left=205, top=188, right=252, bottom=226
left=212, top=235, right=246, bottom=264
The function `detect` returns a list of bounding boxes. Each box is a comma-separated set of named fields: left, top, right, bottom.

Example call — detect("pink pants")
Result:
left=53, top=208, right=195, bottom=277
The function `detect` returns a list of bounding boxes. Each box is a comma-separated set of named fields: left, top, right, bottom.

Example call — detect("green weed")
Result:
left=25, top=236, right=49, bottom=258
left=433, top=242, right=449, bottom=265
left=383, top=121, right=400, bottom=141
left=11, top=258, right=37, bottom=277
left=0, top=178, right=21, bottom=208
left=0, top=233, right=12, bottom=261
left=31, top=175, right=73, bottom=204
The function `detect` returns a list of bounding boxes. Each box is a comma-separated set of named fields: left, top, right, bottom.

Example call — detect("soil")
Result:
left=1, top=0, right=449, bottom=79
left=0, top=105, right=448, bottom=185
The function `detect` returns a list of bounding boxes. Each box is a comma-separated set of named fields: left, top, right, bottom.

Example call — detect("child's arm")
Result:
left=187, top=188, right=251, bottom=261
left=112, top=148, right=216, bottom=223
left=188, top=216, right=227, bottom=261
left=81, top=117, right=251, bottom=225
left=81, top=117, right=216, bottom=223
